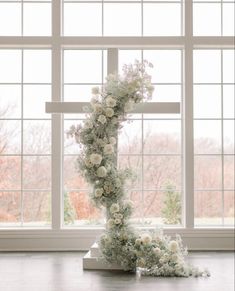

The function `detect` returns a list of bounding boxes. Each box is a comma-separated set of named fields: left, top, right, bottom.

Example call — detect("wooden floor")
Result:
left=0, top=251, right=234, bottom=291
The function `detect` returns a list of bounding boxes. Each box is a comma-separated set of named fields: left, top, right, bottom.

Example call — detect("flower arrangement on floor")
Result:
left=67, top=61, right=210, bottom=277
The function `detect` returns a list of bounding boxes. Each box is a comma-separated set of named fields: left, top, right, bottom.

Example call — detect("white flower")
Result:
left=138, top=258, right=146, bottom=268
left=169, top=240, right=179, bottom=252
left=123, top=199, right=134, bottom=208
left=93, top=104, right=103, bottom=114
left=124, top=100, right=134, bottom=112
left=96, top=166, right=107, bottom=177
left=111, top=117, right=118, bottom=125
left=110, top=203, right=120, bottom=213
left=105, top=108, right=114, bottom=118
left=171, top=254, right=179, bottom=262
left=113, top=213, right=123, bottom=219
left=135, top=238, right=141, bottom=245
left=107, top=218, right=115, bottom=228
left=109, top=137, right=116, bottom=145
left=89, top=153, right=102, bottom=166
left=92, top=86, right=100, bottom=95
left=94, top=188, right=103, bottom=198
left=106, top=97, right=116, bottom=108
left=84, top=120, right=93, bottom=129
left=103, top=144, right=114, bottom=155
left=153, top=247, right=161, bottom=255
left=98, top=115, right=107, bottom=124
left=114, top=218, right=122, bottom=225
left=140, top=233, right=152, bottom=245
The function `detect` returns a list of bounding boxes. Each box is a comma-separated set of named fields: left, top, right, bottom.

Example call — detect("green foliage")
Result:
left=162, top=182, right=181, bottom=225
left=64, top=192, right=75, bottom=225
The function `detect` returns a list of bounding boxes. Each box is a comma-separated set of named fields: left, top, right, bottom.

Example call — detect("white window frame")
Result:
left=0, top=0, right=234, bottom=251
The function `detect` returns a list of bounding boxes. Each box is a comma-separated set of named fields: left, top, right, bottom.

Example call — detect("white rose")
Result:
left=107, top=218, right=115, bottom=228
left=114, top=218, right=122, bottom=225
left=110, top=203, right=119, bottom=213
left=84, top=158, right=93, bottom=168
left=92, top=86, right=100, bottom=95
left=96, top=138, right=105, bottom=147
left=106, top=97, right=116, bottom=108
left=171, top=254, right=179, bottom=261
left=98, top=115, right=107, bottom=124
left=109, top=137, right=116, bottom=145
left=94, top=188, right=103, bottom=198
left=96, top=166, right=107, bottom=177
left=84, top=120, right=93, bottom=129
left=169, top=240, right=179, bottom=252
left=113, top=213, right=123, bottom=219
left=135, top=238, right=141, bottom=245
left=103, top=144, right=114, bottom=155
left=89, top=153, right=102, bottom=166
left=153, top=247, right=161, bottom=255
left=105, top=108, right=114, bottom=118
left=124, top=101, right=134, bottom=112
left=140, top=233, right=152, bottom=245
left=93, top=104, right=103, bottom=114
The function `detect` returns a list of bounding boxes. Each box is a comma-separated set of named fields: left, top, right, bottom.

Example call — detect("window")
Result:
left=0, top=0, right=234, bottom=250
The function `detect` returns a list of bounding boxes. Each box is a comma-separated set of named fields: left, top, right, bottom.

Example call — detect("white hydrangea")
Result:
left=169, top=240, right=179, bottom=252
left=106, top=97, right=116, bottom=108
left=96, top=166, right=107, bottom=177
left=103, top=144, right=114, bottom=155
left=105, top=107, right=114, bottom=118
left=140, top=233, right=152, bottom=244
left=98, top=114, right=107, bottom=124
left=109, top=137, right=116, bottom=145
left=94, top=188, right=104, bottom=198
left=110, top=203, right=120, bottom=213
left=89, top=153, right=102, bottom=166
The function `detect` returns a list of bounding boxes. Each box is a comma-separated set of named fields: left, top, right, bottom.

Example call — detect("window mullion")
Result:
left=184, top=0, right=194, bottom=229
left=51, top=0, right=62, bottom=230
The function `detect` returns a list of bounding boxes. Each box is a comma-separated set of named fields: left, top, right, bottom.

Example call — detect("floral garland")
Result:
left=68, top=61, right=209, bottom=277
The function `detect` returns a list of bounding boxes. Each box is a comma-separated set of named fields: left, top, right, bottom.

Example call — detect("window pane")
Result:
left=104, top=4, right=141, bottom=36
left=64, top=191, right=104, bottom=226
left=144, top=120, right=181, bottom=154
left=23, top=120, right=51, bottom=154
left=23, top=156, right=51, bottom=189
left=144, top=4, right=181, bottom=36
left=64, top=120, right=83, bottom=155
left=194, top=120, right=221, bottom=154
left=194, top=156, right=222, bottom=190
left=23, top=50, right=51, bottom=83
left=23, top=192, right=51, bottom=226
left=118, top=155, right=142, bottom=189
left=64, top=156, right=88, bottom=190
left=64, top=50, right=102, bottom=83
left=23, top=85, right=51, bottom=119
left=195, top=191, right=222, bottom=226
left=144, top=156, right=181, bottom=189
left=0, top=156, right=21, bottom=190
left=144, top=50, right=181, bottom=83
left=0, top=85, right=21, bottom=118
left=193, top=4, right=221, bottom=36
left=0, top=50, right=21, bottom=83
left=223, top=85, right=235, bottom=118
left=118, top=120, right=142, bottom=154
left=129, top=191, right=142, bottom=225
left=0, top=192, right=21, bottom=226
left=64, top=85, right=97, bottom=102
left=151, top=85, right=181, bottom=102
left=224, top=120, right=235, bottom=154
left=194, top=50, right=221, bottom=83
left=63, top=3, right=102, bottom=36
left=223, top=50, right=235, bottom=83
left=0, top=120, right=21, bottom=154
left=223, top=3, right=235, bottom=36
left=23, top=3, right=51, bottom=36
left=194, top=85, right=221, bottom=118
left=0, top=3, right=21, bottom=36
left=224, top=155, right=235, bottom=190
left=224, top=191, right=234, bottom=226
